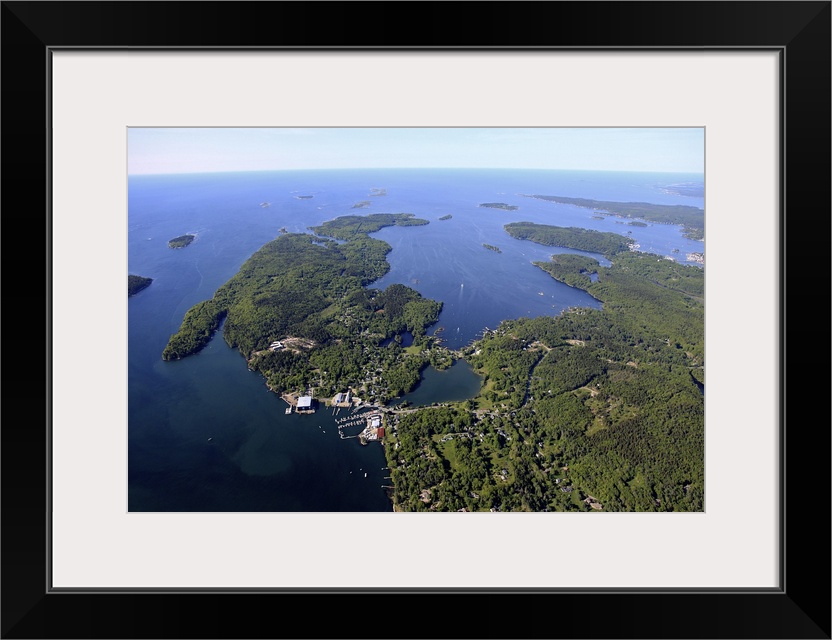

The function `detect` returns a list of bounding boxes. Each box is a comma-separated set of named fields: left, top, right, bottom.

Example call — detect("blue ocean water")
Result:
left=128, top=168, right=704, bottom=512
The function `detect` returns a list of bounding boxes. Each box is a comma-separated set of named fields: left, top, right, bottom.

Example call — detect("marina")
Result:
left=331, top=409, right=386, bottom=444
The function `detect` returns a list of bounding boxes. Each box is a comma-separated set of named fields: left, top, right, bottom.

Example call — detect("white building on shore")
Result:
left=296, top=396, right=315, bottom=413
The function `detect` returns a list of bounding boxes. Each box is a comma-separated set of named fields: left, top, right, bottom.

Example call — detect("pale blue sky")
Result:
left=127, top=127, right=704, bottom=175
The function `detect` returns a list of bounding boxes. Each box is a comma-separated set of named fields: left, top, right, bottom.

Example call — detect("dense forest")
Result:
left=384, top=225, right=704, bottom=513
left=308, top=213, right=429, bottom=240
left=128, top=274, right=153, bottom=296
left=168, top=234, right=195, bottom=248
left=504, top=221, right=633, bottom=254
left=162, top=214, right=444, bottom=403
left=523, top=195, right=704, bottom=239
left=530, top=254, right=599, bottom=288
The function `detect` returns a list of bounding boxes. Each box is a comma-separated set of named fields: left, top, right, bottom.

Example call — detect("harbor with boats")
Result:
left=280, top=388, right=388, bottom=446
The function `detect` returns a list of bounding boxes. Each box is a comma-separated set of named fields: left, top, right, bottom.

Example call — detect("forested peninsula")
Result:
left=523, top=195, right=704, bottom=240
left=383, top=223, right=703, bottom=513
left=162, top=213, right=446, bottom=404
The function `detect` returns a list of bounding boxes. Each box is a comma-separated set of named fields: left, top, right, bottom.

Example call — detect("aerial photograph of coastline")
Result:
left=128, top=127, right=704, bottom=513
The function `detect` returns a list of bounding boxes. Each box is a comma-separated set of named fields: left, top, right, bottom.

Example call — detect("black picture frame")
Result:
left=3, top=2, right=829, bottom=638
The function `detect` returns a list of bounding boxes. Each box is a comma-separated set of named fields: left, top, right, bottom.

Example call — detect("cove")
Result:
left=388, top=359, right=482, bottom=408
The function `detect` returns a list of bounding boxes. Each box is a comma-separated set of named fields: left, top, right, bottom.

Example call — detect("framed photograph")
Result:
left=4, top=1, right=829, bottom=638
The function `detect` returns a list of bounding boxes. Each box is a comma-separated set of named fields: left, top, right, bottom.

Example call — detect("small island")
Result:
left=128, top=274, right=153, bottom=296
left=369, top=188, right=387, bottom=196
left=168, top=234, right=195, bottom=249
left=479, top=202, right=518, bottom=211
left=438, top=214, right=453, bottom=221
left=482, top=243, right=502, bottom=253
left=352, top=200, right=371, bottom=209
left=295, top=195, right=314, bottom=200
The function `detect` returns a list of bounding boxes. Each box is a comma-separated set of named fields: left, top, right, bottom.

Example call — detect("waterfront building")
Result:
left=296, top=396, right=315, bottom=413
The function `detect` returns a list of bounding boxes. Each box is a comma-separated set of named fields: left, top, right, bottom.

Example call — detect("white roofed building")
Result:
left=296, top=396, right=315, bottom=413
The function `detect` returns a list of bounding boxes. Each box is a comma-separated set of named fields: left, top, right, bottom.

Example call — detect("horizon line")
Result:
left=128, top=167, right=705, bottom=178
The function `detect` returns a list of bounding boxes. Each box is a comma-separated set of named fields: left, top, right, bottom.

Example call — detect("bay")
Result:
left=388, top=360, right=483, bottom=408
